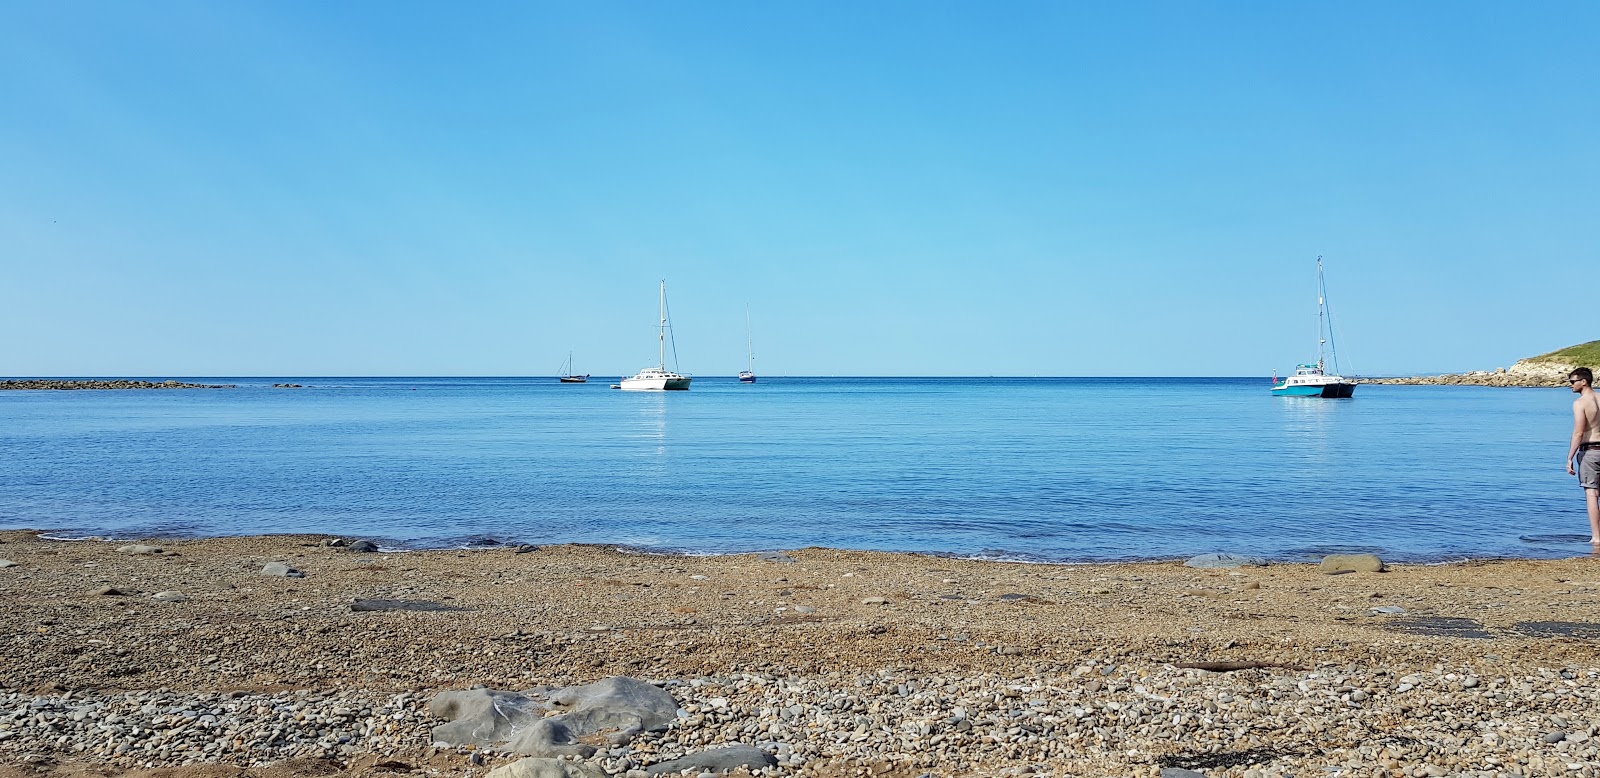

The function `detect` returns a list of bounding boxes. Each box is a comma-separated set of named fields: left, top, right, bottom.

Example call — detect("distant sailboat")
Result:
left=739, top=305, right=756, bottom=383
left=557, top=353, right=588, bottom=383
left=1271, top=256, right=1356, bottom=398
left=619, top=281, right=692, bottom=391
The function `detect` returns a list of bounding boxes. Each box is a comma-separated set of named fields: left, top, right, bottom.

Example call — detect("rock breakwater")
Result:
left=1361, top=358, right=1574, bottom=388
left=0, top=379, right=234, bottom=390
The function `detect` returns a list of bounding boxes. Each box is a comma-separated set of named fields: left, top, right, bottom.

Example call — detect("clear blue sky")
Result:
left=3, top=1, right=1595, bottom=377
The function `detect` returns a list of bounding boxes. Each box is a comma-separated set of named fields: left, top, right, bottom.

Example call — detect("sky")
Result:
left=2, top=1, right=1595, bottom=377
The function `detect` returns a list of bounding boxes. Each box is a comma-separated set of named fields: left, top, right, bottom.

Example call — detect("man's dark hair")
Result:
left=1573, top=367, right=1594, bottom=385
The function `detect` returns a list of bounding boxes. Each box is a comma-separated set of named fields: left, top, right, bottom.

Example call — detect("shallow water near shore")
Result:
left=0, top=376, right=1584, bottom=562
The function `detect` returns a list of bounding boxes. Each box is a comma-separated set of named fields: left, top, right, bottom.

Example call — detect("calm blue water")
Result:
left=0, top=377, right=1588, bottom=563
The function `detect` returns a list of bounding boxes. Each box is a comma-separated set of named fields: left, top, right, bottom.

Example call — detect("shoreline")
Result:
left=19, top=528, right=1594, bottom=567
left=3, top=530, right=1599, bottom=777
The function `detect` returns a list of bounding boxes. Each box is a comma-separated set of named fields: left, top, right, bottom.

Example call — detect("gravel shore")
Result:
left=2, top=531, right=1597, bottom=777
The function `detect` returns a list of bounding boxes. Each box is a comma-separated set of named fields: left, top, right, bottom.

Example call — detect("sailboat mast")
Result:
left=1315, top=256, right=1326, bottom=371
left=657, top=280, right=666, bottom=370
left=745, top=305, right=754, bottom=372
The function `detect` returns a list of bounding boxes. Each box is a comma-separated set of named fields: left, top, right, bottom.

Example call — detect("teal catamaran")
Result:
left=1272, top=256, right=1356, bottom=398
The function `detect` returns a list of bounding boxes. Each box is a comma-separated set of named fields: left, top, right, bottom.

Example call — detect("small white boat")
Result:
left=620, top=281, right=692, bottom=391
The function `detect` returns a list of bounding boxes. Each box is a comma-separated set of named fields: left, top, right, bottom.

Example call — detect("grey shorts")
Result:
left=1581, top=448, right=1600, bottom=489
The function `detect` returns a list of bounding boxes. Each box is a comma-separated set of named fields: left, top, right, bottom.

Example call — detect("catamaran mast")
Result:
left=1316, top=256, right=1327, bottom=372
left=657, top=280, right=666, bottom=370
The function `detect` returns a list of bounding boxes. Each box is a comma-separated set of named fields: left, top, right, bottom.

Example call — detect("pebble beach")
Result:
left=2, top=531, right=1599, bottom=778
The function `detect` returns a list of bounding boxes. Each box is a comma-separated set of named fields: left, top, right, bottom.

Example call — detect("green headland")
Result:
left=1527, top=339, right=1600, bottom=367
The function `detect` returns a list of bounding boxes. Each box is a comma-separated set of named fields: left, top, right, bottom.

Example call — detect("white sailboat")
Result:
left=1271, top=256, right=1356, bottom=398
left=738, top=305, right=756, bottom=383
left=619, top=281, right=692, bottom=391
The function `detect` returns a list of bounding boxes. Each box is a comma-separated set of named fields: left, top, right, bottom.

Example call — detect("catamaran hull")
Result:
left=1271, top=382, right=1355, bottom=398
left=619, top=377, right=691, bottom=391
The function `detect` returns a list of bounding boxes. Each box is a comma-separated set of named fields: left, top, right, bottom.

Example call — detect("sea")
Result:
left=0, top=377, right=1589, bottom=563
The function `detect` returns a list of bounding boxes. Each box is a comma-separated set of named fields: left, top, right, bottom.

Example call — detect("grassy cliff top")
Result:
left=1528, top=340, right=1600, bottom=365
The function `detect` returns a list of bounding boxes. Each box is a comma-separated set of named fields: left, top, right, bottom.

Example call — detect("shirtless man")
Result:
left=1566, top=367, right=1600, bottom=545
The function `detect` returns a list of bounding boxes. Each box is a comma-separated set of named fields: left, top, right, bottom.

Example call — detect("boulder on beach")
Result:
left=1319, top=553, right=1386, bottom=574
left=116, top=544, right=164, bottom=555
left=431, top=687, right=548, bottom=747
left=1183, top=553, right=1267, bottom=569
left=432, top=677, right=680, bottom=758
left=260, top=561, right=305, bottom=578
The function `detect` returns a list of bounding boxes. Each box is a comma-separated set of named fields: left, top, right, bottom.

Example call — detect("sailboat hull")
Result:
left=738, top=372, right=756, bottom=383
left=1271, top=382, right=1356, bottom=398
left=619, top=376, right=691, bottom=391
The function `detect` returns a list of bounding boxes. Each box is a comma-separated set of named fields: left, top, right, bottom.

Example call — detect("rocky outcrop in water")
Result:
left=1360, top=358, right=1573, bottom=388
left=0, top=379, right=234, bottom=390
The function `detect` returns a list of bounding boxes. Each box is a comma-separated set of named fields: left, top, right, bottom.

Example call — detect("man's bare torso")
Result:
left=1576, top=393, right=1600, bottom=444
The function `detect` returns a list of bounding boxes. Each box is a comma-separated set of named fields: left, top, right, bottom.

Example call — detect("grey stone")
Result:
left=1161, top=770, right=1210, bottom=778
left=862, top=597, right=889, bottom=605
left=507, top=719, right=595, bottom=758
left=0, top=560, right=16, bottom=568
left=92, top=586, right=134, bottom=596
left=606, top=725, right=642, bottom=745
left=431, top=688, right=549, bottom=747
left=543, top=676, right=680, bottom=736
left=152, top=591, right=189, bottom=603
left=514, top=544, right=539, bottom=554
left=757, top=552, right=796, bottom=564
left=347, top=540, right=379, bottom=553
left=116, top=544, right=163, bottom=555
left=792, top=605, right=816, bottom=614
left=1543, top=731, right=1566, bottom=744
left=1318, top=553, right=1385, bottom=574
left=487, top=757, right=606, bottom=778
left=1369, top=605, right=1406, bottom=615
left=433, top=677, right=680, bottom=759
left=646, top=745, right=776, bottom=775
left=1183, top=553, right=1266, bottom=569
left=260, top=562, right=304, bottom=578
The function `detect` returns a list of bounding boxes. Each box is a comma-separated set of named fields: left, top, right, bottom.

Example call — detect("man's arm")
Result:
left=1570, top=401, right=1586, bottom=474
